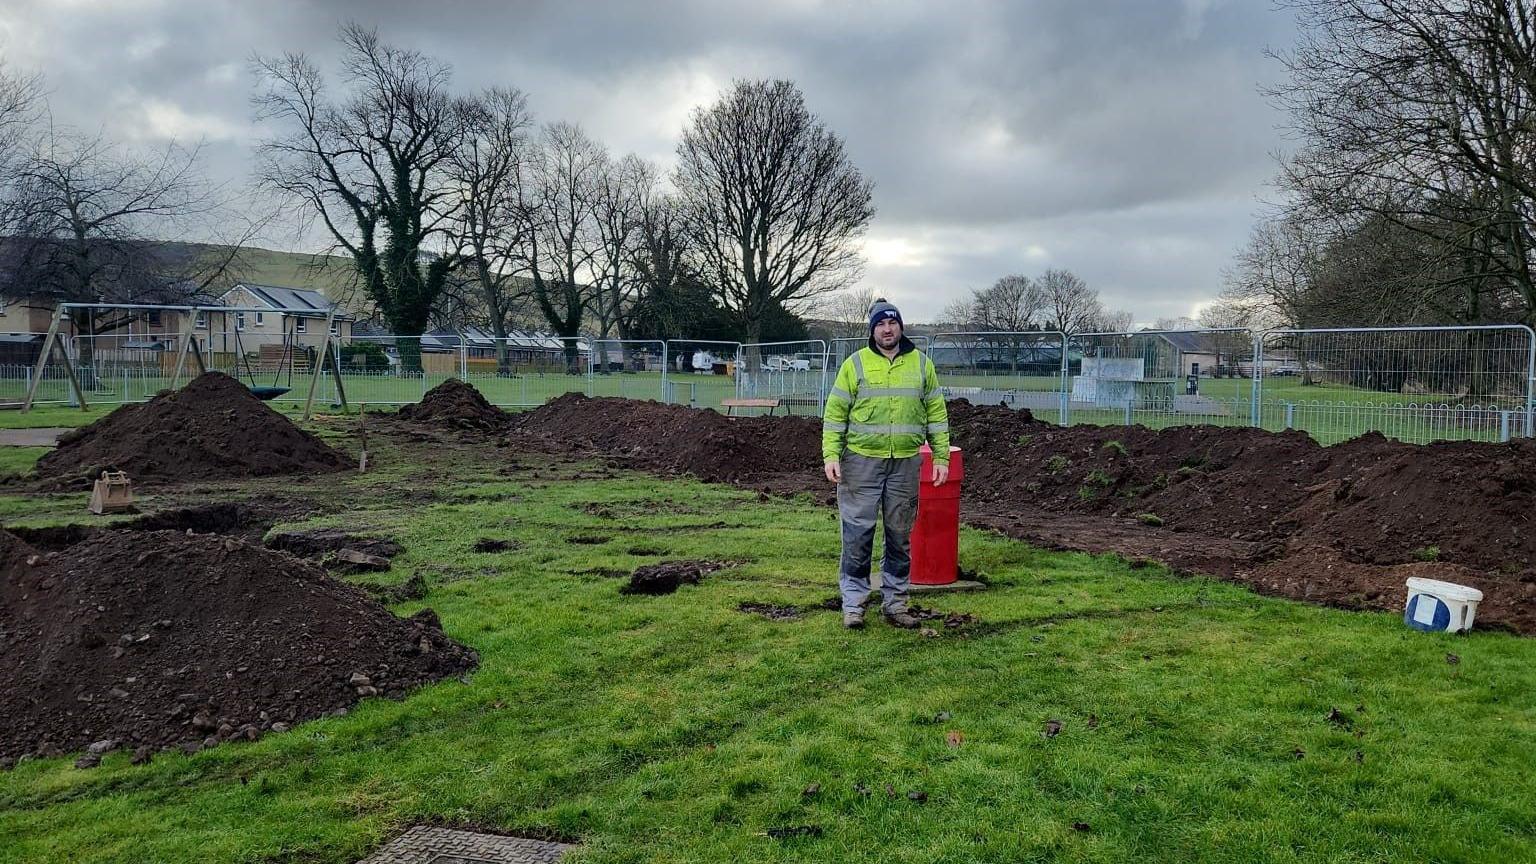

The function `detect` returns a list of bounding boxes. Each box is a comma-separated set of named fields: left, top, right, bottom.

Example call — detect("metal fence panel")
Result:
left=1257, top=326, right=1535, bottom=444
left=458, top=336, right=591, bottom=407
left=584, top=339, right=667, bottom=402
left=928, top=331, right=1070, bottom=423
left=736, top=339, right=831, bottom=415
left=662, top=340, right=740, bottom=409
left=1067, top=329, right=1258, bottom=429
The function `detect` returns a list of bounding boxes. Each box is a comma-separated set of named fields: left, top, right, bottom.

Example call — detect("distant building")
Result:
left=211, top=283, right=354, bottom=353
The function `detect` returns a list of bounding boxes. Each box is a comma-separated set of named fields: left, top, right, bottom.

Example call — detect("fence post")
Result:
left=1501, top=410, right=1512, bottom=442
left=1123, top=400, right=1132, bottom=426
left=1058, top=331, right=1070, bottom=426
left=690, top=382, right=697, bottom=408
left=459, top=338, right=468, bottom=380
left=1250, top=332, right=1263, bottom=427
left=1285, top=402, right=1294, bottom=429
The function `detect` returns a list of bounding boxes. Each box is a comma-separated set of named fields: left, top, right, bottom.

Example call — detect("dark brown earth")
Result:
left=0, top=526, right=477, bottom=762
left=506, top=394, right=1536, bottom=634
left=510, top=393, right=820, bottom=482
left=395, top=378, right=512, bottom=432
left=621, top=559, right=736, bottom=596
left=33, top=372, right=352, bottom=489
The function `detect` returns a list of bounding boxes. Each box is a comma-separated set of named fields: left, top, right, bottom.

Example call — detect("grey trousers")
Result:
left=837, top=452, right=921, bottom=616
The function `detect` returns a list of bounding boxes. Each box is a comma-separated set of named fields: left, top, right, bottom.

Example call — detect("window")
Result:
left=330, top=320, right=340, bottom=336
left=295, top=318, right=307, bottom=333
left=148, top=310, right=162, bottom=326
left=254, top=312, right=265, bottom=327
left=195, top=312, right=207, bottom=329
left=236, top=312, right=246, bottom=331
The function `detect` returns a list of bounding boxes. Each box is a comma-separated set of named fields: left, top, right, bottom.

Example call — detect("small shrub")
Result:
left=1085, top=469, right=1114, bottom=487
left=1102, top=440, right=1128, bottom=457
left=1137, top=512, right=1164, bottom=527
left=1017, top=434, right=1034, bottom=446
left=1077, top=486, right=1097, bottom=501
left=1412, top=546, right=1441, bottom=562
left=1045, top=455, right=1070, bottom=475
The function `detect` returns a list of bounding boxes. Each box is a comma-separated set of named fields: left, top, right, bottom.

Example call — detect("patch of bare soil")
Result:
left=621, top=560, right=735, bottom=596
left=737, top=602, right=806, bottom=621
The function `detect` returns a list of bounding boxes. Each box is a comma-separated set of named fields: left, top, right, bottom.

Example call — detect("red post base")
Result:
left=910, top=445, right=963, bottom=585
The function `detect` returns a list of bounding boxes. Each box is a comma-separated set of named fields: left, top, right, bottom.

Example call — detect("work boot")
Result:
left=843, top=613, right=865, bottom=630
left=884, top=609, right=920, bottom=629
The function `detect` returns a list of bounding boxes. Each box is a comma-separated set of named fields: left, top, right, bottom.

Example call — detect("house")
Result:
left=208, top=283, right=354, bottom=354
left=1152, top=330, right=1297, bottom=378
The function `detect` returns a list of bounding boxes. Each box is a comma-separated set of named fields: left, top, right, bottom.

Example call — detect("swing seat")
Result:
left=247, top=385, right=291, bottom=400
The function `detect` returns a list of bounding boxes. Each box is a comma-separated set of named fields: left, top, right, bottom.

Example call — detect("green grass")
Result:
left=1, top=445, right=1533, bottom=863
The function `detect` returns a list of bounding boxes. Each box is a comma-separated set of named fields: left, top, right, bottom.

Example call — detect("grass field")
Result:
left=0, top=435, right=1533, bottom=863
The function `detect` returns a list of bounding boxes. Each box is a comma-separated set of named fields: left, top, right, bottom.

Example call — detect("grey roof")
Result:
left=1155, top=331, right=1227, bottom=354
left=232, top=283, right=350, bottom=318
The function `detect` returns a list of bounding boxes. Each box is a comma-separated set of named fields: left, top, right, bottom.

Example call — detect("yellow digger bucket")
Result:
left=89, top=471, right=134, bottom=515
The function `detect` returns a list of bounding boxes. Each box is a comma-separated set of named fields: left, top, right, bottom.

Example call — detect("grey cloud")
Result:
left=0, top=0, right=1297, bottom=322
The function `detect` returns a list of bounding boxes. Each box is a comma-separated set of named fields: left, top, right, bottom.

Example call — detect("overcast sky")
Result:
left=0, top=0, right=1299, bottom=325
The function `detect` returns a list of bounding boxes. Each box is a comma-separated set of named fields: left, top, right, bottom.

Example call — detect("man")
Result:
left=822, top=298, right=950, bottom=630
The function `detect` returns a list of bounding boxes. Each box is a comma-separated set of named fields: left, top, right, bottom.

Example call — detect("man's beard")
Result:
left=875, top=331, right=900, bottom=349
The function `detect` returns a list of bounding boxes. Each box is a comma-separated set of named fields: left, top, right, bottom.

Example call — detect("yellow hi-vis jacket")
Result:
left=822, top=340, right=951, bottom=465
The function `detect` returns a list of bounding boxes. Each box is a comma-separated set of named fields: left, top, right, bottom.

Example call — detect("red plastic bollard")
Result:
left=910, top=444, right=963, bottom=585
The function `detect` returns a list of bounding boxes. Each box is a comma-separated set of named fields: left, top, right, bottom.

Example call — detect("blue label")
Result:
left=1405, top=593, right=1452, bottom=632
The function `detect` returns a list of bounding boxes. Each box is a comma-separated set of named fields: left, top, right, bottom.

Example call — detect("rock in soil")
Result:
left=326, top=548, right=393, bottom=574
left=0, top=527, right=477, bottom=761
left=33, top=372, right=351, bottom=489
left=621, top=560, right=734, bottom=596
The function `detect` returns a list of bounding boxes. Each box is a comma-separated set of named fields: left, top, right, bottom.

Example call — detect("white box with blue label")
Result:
left=1404, top=577, right=1483, bottom=634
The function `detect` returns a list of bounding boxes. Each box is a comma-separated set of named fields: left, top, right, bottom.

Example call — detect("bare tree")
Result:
left=1267, top=0, right=1536, bottom=324
left=0, top=58, right=42, bottom=208
left=1223, top=213, right=1325, bottom=328
left=821, top=286, right=880, bottom=339
left=254, top=24, right=469, bottom=371
left=974, top=274, right=1046, bottom=331
left=1, top=127, right=255, bottom=379
left=938, top=293, right=979, bottom=329
left=674, top=79, right=875, bottom=350
left=1039, top=268, right=1105, bottom=335
left=590, top=153, right=653, bottom=369
left=443, top=87, right=535, bottom=374
left=524, top=122, right=606, bottom=371
left=1096, top=308, right=1136, bottom=333
left=627, top=189, right=721, bottom=342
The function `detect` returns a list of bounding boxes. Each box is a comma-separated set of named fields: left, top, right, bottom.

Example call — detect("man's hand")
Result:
left=824, top=460, right=841, bottom=483
left=932, top=463, right=950, bottom=487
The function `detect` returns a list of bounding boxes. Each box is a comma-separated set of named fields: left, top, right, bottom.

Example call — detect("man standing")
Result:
left=822, top=299, right=950, bottom=629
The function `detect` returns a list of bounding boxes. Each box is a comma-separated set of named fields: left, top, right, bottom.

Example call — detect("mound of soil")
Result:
left=510, top=394, right=822, bottom=482
left=33, top=373, right=351, bottom=489
left=0, top=527, right=477, bottom=762
left=396, top=378, right=510, bottom=432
